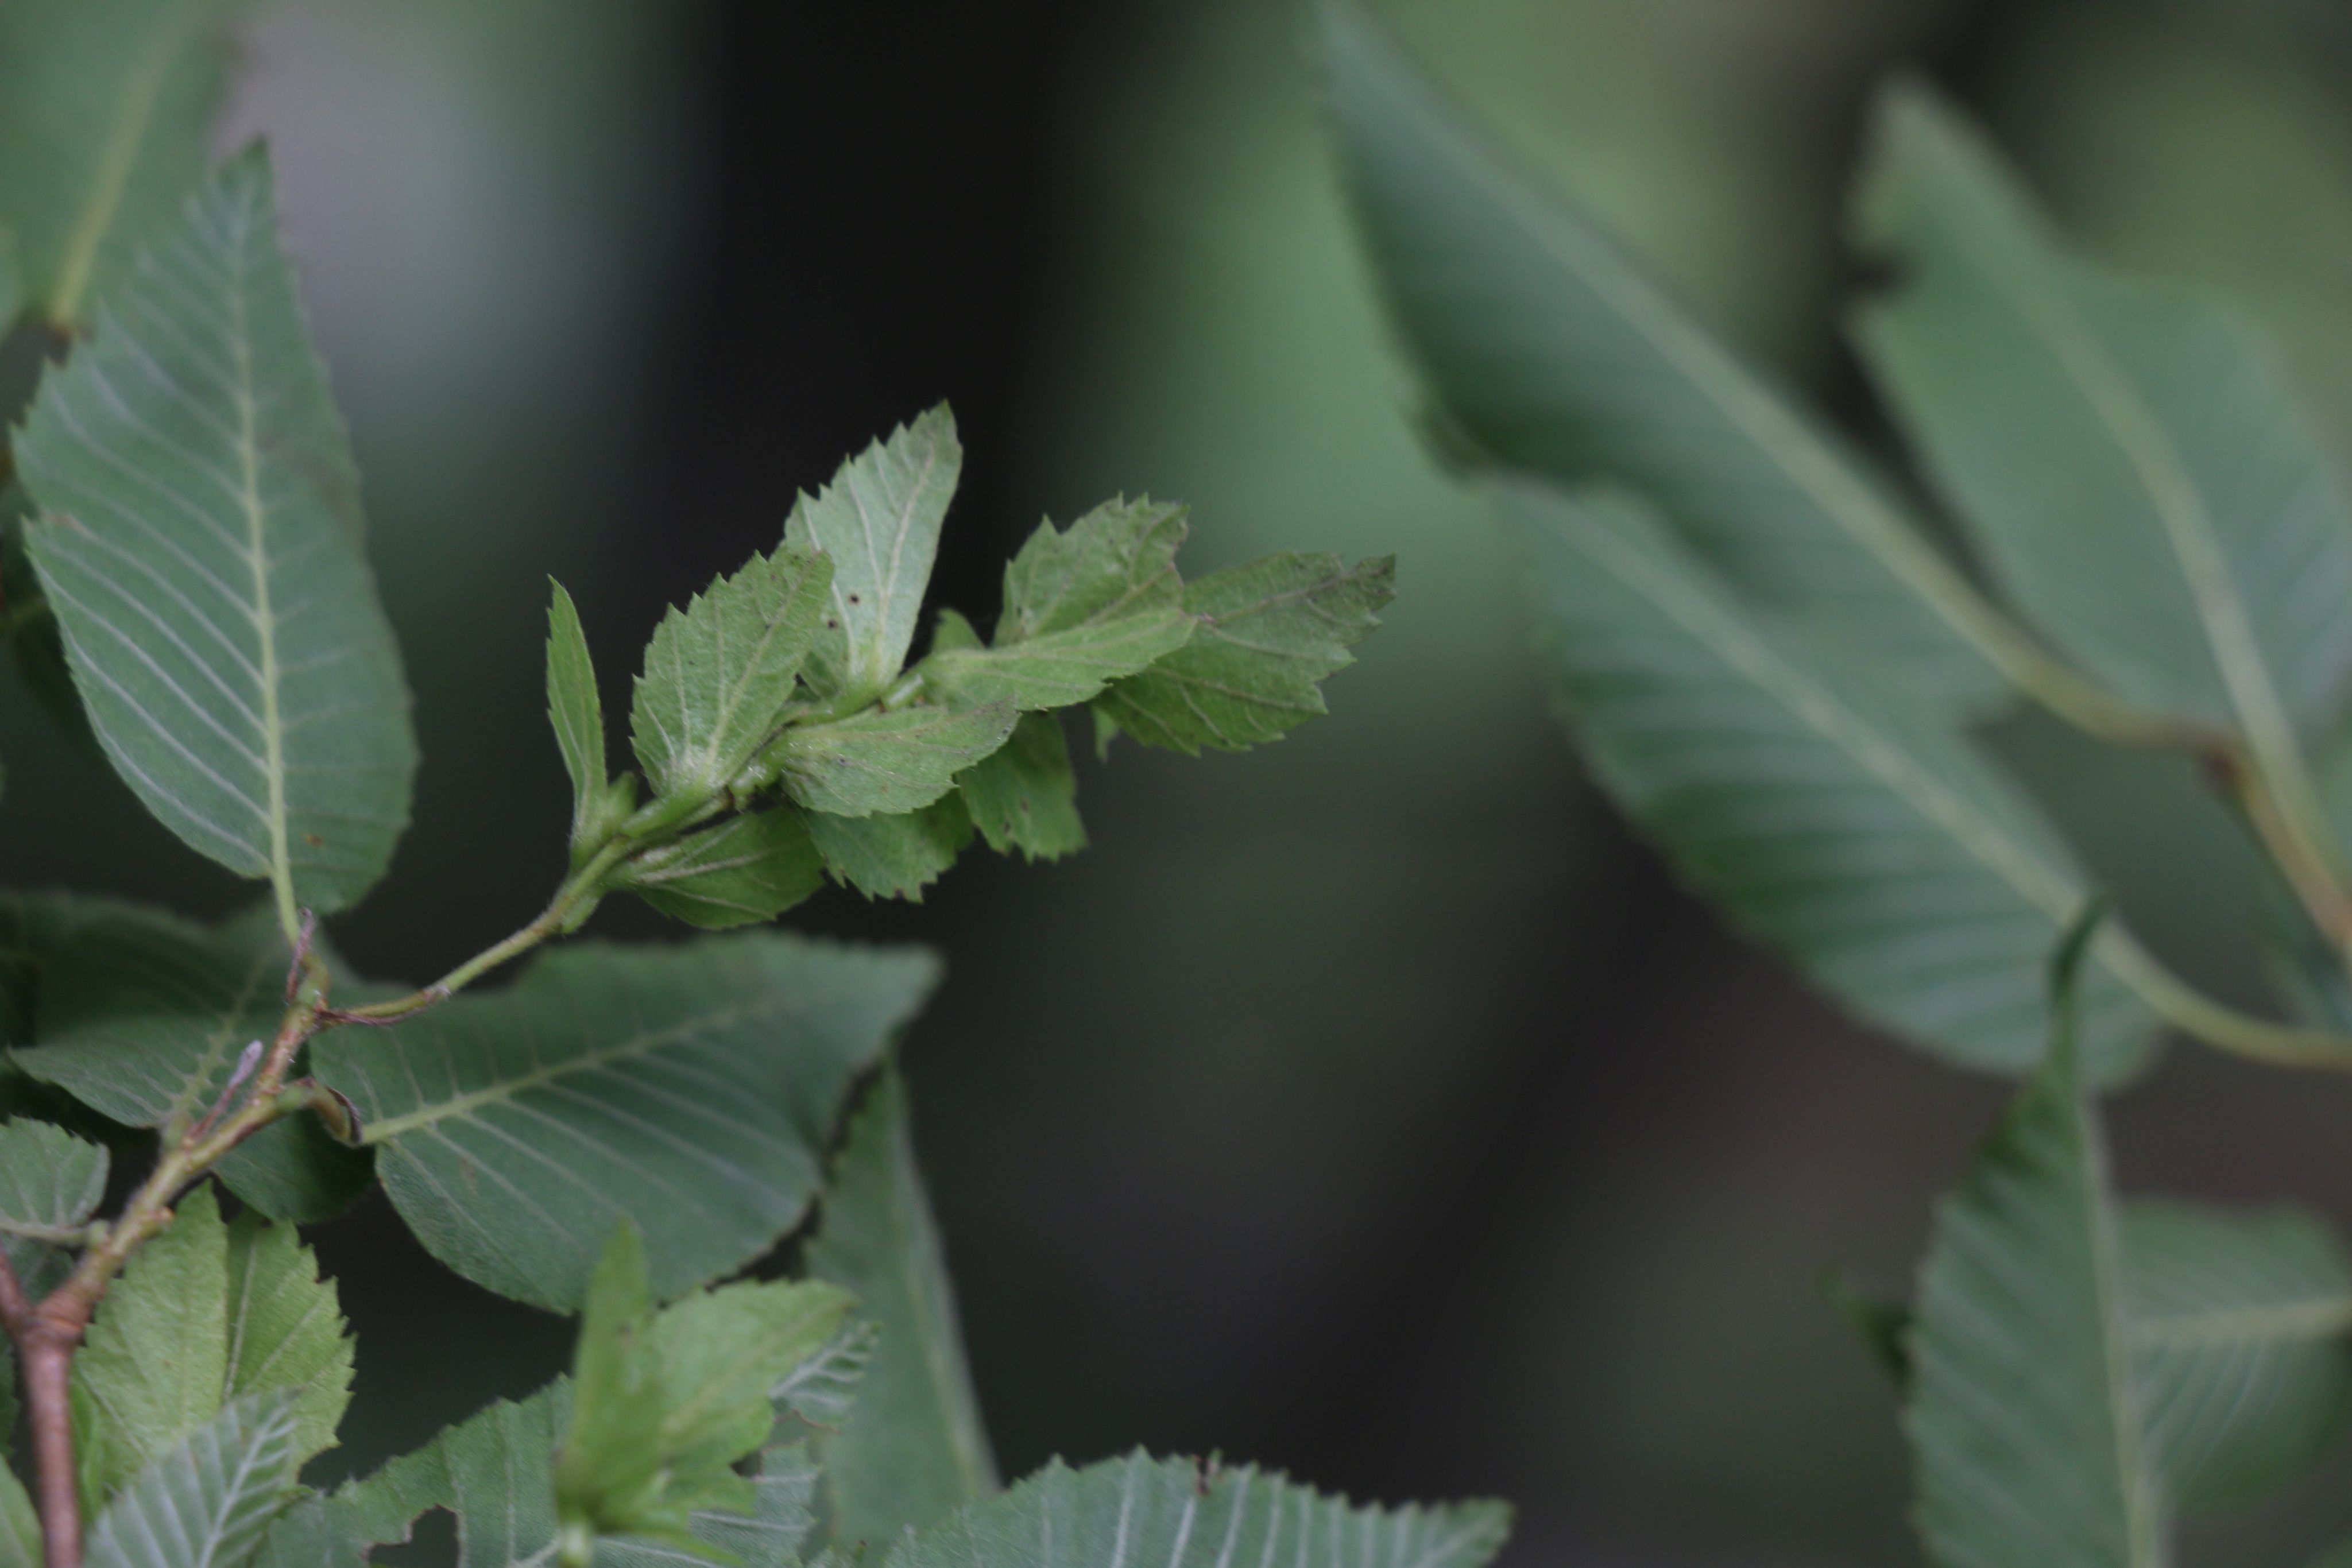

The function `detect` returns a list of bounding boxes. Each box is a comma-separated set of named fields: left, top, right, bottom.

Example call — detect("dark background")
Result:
left=11, top=1, right=2352, bottom=1562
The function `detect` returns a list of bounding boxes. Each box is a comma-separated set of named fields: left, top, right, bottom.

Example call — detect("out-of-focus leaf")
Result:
left=1855, top=83, right=2352, bottom=733
left=1906, top=1017, right=2164, bottom=1568
left=808, top=798, right=972, bottom=903
left=557, top=1225, right=852, bottom=1563
left=612, top=810, right=825, bottom=930
left=17, top=150, right=416, bottom=920
left=0, top=0, right=242, bottom=327
left=84, top=1389, right=303, bottom=1568
left=960, top=713, right=1084, bottom=862
left=786, top=408, right=962, bottom=707
left=1091, top=553, right=1393, bottom=756
left=0, top=1117, right=106, bottom=1242
left=629, top=545, right=831, bottom=815
left=1318, top=2, right=2001, bottom=710
left=1507, top=480, right=2152, bottom=1079
left=880, top=1452, right=1511, bottom=1568
left=318, top=936, right=938, bottom=1310
left=2123, top=1201, right=2352, bottom=1512
left=807, top=1070, right=996, bottom=1548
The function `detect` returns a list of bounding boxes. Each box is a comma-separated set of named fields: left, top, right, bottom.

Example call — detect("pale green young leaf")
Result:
left=630, top=545, right=832, bottom=812
left=612, top=810, right=824, bottom=930
left=0, top=0, right=242, bottom=327
left=650, top=1278, right=852, bottom=1480
left=72, top=1185, right=351, bottom=1509
left=760, top=702, right=1015, bottom=819
left=881, top=1452, right=1511, bottom=1568
left=784, top=408, right=962, bottom=707
left=560, top=1226, right=853, bottom=1562
left=16, top=902, right=372, bottom=1220
left=0, top=1471, right=34, bottom=1568
left=807, top=1070, right=996, bottom=1548
left=0, top=1117, right=107, bottom=1243
left=1854, top=84, right=2352, bottom=734
left=84, top=1389, right=303, bottom=1568
left=1091, top=554, right=1393, bottom=756
left=317, top=935, right=939, bottom=1310
left=2123, top=1201, right=2352, bottom=1513
left=1506, top=481, right=2156, bottom=1079
left=1906, top=1020, right=2164, bottom=1568
left=547, top=579, right=625, bottom=857
left=264, top=1381, right=817, bottom=1568
left=17, top=150, right=417, bottom=924
left=74, top=1182, right=233, bottom=1508
left=1318, top=4, right=2001, bottom=711
left=807, top=799, right=972, bottom=903
left=960, top=713, right=1084, bottom=862
left=916, top=500, right=1196, bottom=712
left=222, top=1207, right=355, bottom=1490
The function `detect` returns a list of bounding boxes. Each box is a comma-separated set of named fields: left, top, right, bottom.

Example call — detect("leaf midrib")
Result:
left=2136, top=1295, right=2352, bottom=1348
left=355, top=994, right=795, bottom=1144
left=841, top=428, right=945, bottom=693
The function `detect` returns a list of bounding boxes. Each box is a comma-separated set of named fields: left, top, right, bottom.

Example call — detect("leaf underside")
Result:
left=16, top=149, right=416, bottom=917
left=317, top=935, right=939, bottom=1310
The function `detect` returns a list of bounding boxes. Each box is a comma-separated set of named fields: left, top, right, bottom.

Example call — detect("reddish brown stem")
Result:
left=0, top=1252, right=92, bottom=1568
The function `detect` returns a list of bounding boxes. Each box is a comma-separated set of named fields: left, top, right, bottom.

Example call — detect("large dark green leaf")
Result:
left=16, top=150, right=416, bottom=923
left=1319, top=4, right=2001, bottom=710
left=317, top=935, right=938, bottom=1310
left=0, top=0, right=242, bottom=328
left=83, top=1389, right=303, bottom=1568
left=807, top=1070, right=996, bottom=1549
left=1855, top=84, right=2352, bottom=736
left=1507, top=480, right=2153, bottom=1078
left=882, top=1452, right=1510, bottom=1568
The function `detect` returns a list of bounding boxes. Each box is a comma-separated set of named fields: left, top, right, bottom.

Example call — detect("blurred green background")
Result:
left=11, top=0, right=2352, bottom=1562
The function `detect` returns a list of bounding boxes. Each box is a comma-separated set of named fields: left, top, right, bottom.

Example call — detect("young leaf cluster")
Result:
left=0, top=6, right=1459, bottom=1568
left=1326, top=4, right=2352, bottom=1561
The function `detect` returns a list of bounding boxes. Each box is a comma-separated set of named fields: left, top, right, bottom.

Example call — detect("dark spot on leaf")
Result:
left=846, top=593, right=860, bottom=604
left=825, top=618, right=838, bottom=630
left=304, top=833, right=324, bottom=847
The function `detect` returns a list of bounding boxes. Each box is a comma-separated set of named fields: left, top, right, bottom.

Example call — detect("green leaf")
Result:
left=1906, top=1022, right=2164, bottom=1568
left=1854, top=83, right=2352, bottom=733
left=85, top=1389, right=304, bottom=1568
left=916, top=500, right=1196, bottom=712
left=807, top=1070, right=995, bottom=1548
left=17, top=149, right=417, bottom=924
left=881, top=1452, right=1511, bottom=1568
left=759, top=702, right=1015, bottom=818
left=629, top=544, right=832, bottom=815
left=1, top=485, right=96, bottom=752
left=0, top=1117, right=106, bottom=1243
left=2123, top=1201, right=2352, bottom=1512
left=0, top=1470, right=34, bottom=1568
left=547, top=579, right=628, bottom=858
left=1318, top=4, right=2001, bottom=711
left=318, top=935, right=939, bottom=1311
left=771, top=1320, right=878, bottom=1431
left=784, top=408, right=962, bottom=707
left=613, top=810, right=825, bottom=930
left=558, top=1225, right=853, bottom=1562
left=808, top=799, right=972, bottom=902
left=0, top=0, right=242, bottom=327
left=266, top=1381, right=820, bottom=1568
left=1091, top=553, right=1392, bottom=756
left=960, top=713, right=1084, bottom=862
left=1505, top=480, right=2153, bottom=1078
left=71, top=1185, right=351, bottom=1511
left=13, top=902, right=368, bottom=1220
